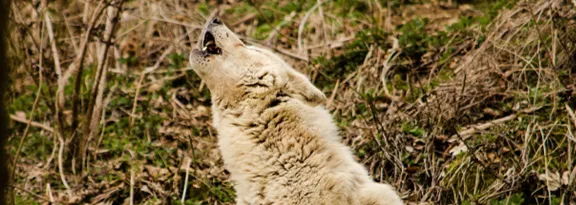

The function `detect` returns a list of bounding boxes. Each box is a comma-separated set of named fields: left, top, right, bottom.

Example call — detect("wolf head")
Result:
left=189, top=17, right=326, bottom=109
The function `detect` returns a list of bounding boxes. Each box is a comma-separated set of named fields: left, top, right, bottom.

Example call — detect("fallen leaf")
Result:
left=538, top=170, right=561, bottom=191
left=449, top=141, right=468, bottom=157
left=405, top=146, right=414, bottom=153
left=562, top=171, right=570, bottom=185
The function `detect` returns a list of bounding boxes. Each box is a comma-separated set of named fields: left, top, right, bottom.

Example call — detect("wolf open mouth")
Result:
left=202, top=31, right=221, bottom=55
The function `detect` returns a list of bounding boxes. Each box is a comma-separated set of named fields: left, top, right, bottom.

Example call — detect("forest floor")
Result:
left=5, top=0, right=576, bottom=204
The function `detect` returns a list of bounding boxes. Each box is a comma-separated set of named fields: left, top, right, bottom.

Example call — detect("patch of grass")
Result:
left=398, top=18, right=436, bottom=60
left=167, top=53, right=186, bottom=69
left=489, top=193, right=525, bottom=205
left=186, top=179, right=235, bottom=203
left=313, top=27, right=389, bottom=89
left=14, top=194, right=41, bottom=205
left=119, top=56, right=139, bottom=67
left=401, top=122, right=425, bottom=137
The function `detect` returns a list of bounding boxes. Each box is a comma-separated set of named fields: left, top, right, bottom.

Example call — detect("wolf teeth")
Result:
left=202, top=41, right=215, bottom=52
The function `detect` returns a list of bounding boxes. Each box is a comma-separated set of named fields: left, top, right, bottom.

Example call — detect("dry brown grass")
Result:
left=5, top=0, right=576, bottom=204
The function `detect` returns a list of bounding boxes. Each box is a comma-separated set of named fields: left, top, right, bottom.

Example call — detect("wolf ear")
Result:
left=283, top=70, right=326, bottom=106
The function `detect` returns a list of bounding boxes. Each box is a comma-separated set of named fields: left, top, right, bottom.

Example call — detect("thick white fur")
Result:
left=189, top=18, right=403, bottom=205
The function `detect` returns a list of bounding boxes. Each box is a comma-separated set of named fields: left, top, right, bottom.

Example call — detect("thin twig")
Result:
left=231, top=13, right=257, bottom=27
left=95, top=84, right=118, bottom=153
left=458, top=114, right=518, bottom=139
left=456, top=106, right=543, bottom=139
left=539, top=123, right=553, bottom=204
left=61, top=13, right=80, bottom=56
left=130, top=167, right=134, bottom=205
left=46, top=183, right=55, bottom=203
left=10, top=35, right=45, bottom=190
left=326, top=79, right=339, bottom=108
left=181, top=157, right=192, bottom=204
left=134, top=16, right=202, bottom=28
left=303, top=36, right=355, bottom=50
left=44, top=13, right=63, bottom=77
left=565, top=104, right=576, bottom=129
left=58, top=135, right=72, bottom=197
left=44, top=136, right=58, bottom=170
left=298, top=1, right=324, bottom=55
left=9, top=114, right=53, bottom=132
left=275, top=47, right=309, bottom=62
left=130, top=73, right=146, bottom=128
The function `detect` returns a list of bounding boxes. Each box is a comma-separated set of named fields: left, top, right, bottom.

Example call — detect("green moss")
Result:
left=401, top=121, right=425, bottom=137
left=168, top=53, right=186, bottom=69
left=14, top=194, right=41, bottom=205
left=489, top=193, right=524, bottom=205
left=197, top=2, right=210, bottom=16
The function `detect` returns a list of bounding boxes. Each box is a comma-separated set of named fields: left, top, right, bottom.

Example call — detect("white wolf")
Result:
left=189, top=17, right=403, bottom=205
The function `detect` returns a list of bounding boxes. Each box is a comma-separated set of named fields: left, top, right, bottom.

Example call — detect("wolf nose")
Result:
left=211, top=17, right=222, bottom=25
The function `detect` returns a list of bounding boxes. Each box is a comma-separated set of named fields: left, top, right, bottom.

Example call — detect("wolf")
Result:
left=188, top=16, right=403, bottom=205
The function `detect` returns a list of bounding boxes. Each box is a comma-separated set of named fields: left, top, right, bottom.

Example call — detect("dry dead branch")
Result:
left=81, top=0, right=125, bottom=172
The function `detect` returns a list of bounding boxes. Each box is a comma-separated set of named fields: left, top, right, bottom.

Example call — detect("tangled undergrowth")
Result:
left=5, top=0, right=576, bottom=204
